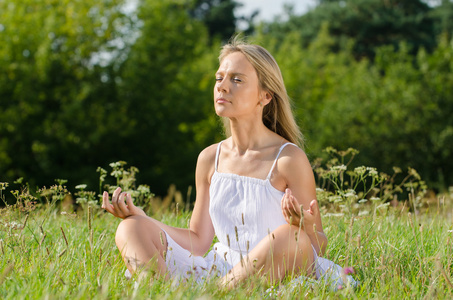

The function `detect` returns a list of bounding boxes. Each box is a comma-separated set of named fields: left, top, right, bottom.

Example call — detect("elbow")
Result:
left=191, top=242, right=211, bottom=256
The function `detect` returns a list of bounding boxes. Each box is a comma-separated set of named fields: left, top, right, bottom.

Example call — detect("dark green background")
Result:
left=1, top=0, right=452, bottom=197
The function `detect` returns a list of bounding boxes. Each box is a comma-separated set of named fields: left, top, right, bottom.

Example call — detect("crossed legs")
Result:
left=115, top=219, right=315, bottom=286
left=221, top=224, right=316, bottom=288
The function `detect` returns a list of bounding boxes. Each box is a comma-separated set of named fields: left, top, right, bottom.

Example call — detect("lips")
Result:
left=216, top=97, right=230, bottom=104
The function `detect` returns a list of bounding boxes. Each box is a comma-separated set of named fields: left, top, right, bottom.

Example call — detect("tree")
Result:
left=114, top=0, right=220, bottom=195
left=261, top=0, right=437, bottom=59
left=190, top=0, right=240, bottom=41
left=0, top=0, right=131, bottom=188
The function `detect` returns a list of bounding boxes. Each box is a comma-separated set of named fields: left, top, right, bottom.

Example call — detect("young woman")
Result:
left=102, top=40, right=328, bottom=287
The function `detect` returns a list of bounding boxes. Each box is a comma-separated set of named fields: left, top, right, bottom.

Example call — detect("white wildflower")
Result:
left=370, top=197, right=381, bottom=201
left=137, top=185, right=150, bottom=194
left=110, top=170, right=122, bottom=177
left=377, top=203, right=390, bottom=209
left=354, top=166, right=366, bottom=176
left=109, top=162, right=121, bottom=168
left=358, top=211, right=369, bottom=216
left=367, top=167, right=378, bottom=177
left=328, top=195, right=343, bottom=203
left=332, top=165, right=347, bottom=171
left=5, top=221, right=20, bottom=229
left=358, top=199, right=368, bottom=203
left=343, top=189, right=357, bottom=198
left=75, top=184, right=87, bottom=190
left=325, top=213, right=345, bottom=217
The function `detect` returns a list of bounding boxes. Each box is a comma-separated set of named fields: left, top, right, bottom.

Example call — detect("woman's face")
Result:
left=214, top=52, right=264, bottom=119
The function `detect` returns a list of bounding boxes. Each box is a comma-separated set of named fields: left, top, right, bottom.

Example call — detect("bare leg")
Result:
left=115, top=215, right=168, bottom=280
left=221, top=224, right=315, bottom=288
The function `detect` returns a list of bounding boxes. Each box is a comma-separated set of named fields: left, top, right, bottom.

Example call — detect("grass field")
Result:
left=1, top=157, right=452, bottom=299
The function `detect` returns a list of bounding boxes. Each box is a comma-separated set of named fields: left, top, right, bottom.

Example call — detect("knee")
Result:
left=273, top=224, right=312, bottom=252
left=115, top=215, right=146, bottom=248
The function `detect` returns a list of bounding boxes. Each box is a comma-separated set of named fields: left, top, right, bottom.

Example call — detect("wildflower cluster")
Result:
left=314, top=147, right=427, bottom=216
left=36, top=180, right=69, bottom=206
left=10, top=186, right=38, bottom=213
left=74, top=184, right=98, bottom=209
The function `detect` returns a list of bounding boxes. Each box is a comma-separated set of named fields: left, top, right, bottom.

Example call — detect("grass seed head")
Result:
left=159, top=232, right=164, bottom=246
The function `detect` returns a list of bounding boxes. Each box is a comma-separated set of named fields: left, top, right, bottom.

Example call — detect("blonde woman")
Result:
left=102, top=40, right=349, bottom=288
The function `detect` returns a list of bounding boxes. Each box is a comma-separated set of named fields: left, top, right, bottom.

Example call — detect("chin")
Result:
left=214, top=107, right=230, bottom=118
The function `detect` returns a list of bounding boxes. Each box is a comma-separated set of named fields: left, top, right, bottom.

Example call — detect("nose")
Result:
left=216, top=79, right=228, bottom=93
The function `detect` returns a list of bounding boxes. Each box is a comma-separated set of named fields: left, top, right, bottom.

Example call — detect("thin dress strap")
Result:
left=266, top=142, right=297, bottom=179
left=214, top=141, right=224, bottom=171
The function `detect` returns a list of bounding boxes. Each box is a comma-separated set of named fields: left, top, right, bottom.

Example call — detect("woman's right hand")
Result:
left=102, top=187, right=146, bottom=219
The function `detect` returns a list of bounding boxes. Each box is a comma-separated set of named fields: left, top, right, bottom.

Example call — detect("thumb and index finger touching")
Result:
left=102, top=187, right=136, bottom=217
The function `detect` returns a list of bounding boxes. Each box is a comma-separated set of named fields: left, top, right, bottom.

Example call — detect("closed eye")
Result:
left=233, top=77, right=242, bottom=83
left=215, top=77, right=223, bottom=82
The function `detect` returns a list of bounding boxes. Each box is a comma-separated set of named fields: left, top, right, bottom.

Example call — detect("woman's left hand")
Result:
left=281, top=188, right=320, bottom=234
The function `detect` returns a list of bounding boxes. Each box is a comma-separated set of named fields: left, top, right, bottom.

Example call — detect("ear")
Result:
left=260, top=90, right=273, bottom=106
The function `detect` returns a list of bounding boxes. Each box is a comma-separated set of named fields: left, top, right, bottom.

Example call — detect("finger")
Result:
left=102, top=191, right=115, bottom=214
left=281, top=191, right=286, bottom=211
left=282, top=190, right=291, bottom=212
left=281, top=194, right=290, bottom=221
left=102, top=191, right=109, bottom=209
left=111, top=187, right=122, bottom=211
left=285, top=188, right=292, bottom=197
left=112, top=187, right=122, bottom=203
left=310, top=199, right=319, bottom=215
left=281, top=192, right=293, bottom=223
left=288, top=195, right=299, bottom=216
left=125, top=192, right=135, bottom=208
left=117, top=192, right=129, bottom=215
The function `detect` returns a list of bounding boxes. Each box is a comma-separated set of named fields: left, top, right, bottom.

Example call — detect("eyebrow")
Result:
left=215, top=72, right=248, bottom=78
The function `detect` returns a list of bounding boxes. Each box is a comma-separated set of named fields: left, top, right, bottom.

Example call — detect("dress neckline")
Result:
left=212, top=169, right=285, bottom=194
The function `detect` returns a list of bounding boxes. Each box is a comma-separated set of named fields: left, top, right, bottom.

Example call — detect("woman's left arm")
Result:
left=279, top=146, right=328, bottom=256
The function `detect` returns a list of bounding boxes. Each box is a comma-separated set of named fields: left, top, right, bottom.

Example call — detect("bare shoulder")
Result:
left=277, top=144, right=312, bottom=177
left=197, top=143, right=218, bottom=165
left=196, top=143, right=219, bottom=183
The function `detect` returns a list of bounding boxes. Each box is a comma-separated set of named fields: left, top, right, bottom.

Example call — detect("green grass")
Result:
left=1, top=200, right=452, bottom=299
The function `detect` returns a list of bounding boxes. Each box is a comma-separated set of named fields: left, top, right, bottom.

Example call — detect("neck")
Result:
left=228, top=117, right=273, bottom=153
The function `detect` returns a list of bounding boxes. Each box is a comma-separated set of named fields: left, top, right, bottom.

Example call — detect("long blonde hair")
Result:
left=218, top=38, right=304, bottom=148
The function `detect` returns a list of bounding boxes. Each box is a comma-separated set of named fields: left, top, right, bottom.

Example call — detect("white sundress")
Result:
left=127, top=141, right=357, bottom=288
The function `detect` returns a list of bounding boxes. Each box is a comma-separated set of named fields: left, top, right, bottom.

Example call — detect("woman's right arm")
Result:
left=102, top=145, right=217, bottom=256
left=150, top=145, right=216, bottom=255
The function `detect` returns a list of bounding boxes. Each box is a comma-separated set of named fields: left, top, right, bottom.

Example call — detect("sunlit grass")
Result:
left=1, top=149, right=452, bottom=299
left=1, top=198, right=452, bottom=299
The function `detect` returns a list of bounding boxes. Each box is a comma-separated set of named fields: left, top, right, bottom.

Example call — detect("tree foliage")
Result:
left=0, top=0, right=131, bottom=187
left=0, top=0, right=221, bottom=195
left=191, top=0, right=240, bottom=41
left=0, top=0, right=452, bottom=198
left=262, top=0, right=445, bottom=59
left=255, top=25, right=453, bottom=189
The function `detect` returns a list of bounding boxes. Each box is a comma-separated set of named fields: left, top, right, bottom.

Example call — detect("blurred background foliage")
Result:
left=0, top=0, right=452, bottom=197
